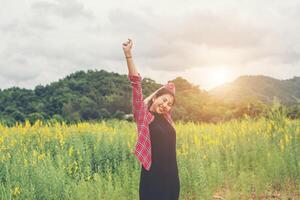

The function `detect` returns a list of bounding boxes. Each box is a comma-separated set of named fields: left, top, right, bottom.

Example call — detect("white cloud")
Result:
left=31, top=0, right=93, bottom=20
left=0, top=0, right=299, bottom=90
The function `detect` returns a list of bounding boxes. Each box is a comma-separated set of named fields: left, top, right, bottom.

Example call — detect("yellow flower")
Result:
left=296, top=127, right=300, bottom=135
left=86, top=175, right=92, bottom=181
left=24, top=119, right=31, bottom=129
left=279, top=140, right=284, bottom=152
left=38, top=153, right=46, bottom=161
left=194, top=134, right=200, bottom=146
left=0, top=136, right=3, bottom=145
left=68, top=146, right=74, bottom=157
left=12, top=186, right=21, bottom=197
left=32, top=150, right=37, bottom=157
left=284, top=134, right=290, bottom=144
left=56, top=132, right=65, bottom=147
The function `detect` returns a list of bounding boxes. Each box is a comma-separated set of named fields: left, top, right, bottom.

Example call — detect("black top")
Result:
left=139, top=112, right=180, bottom=200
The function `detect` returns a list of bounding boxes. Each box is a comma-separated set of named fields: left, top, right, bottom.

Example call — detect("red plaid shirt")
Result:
left=128, top=73, right=174, bottom=171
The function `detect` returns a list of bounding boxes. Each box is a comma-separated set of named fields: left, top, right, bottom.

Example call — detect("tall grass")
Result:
left=0, top=114, right=299, bottom=199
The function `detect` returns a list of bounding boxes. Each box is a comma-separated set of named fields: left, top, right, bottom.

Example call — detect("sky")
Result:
left=0, top=0, right=300, bottom=90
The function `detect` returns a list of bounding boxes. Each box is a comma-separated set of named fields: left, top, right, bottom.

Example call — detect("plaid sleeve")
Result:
left=128, top=73, right=145, bottom=122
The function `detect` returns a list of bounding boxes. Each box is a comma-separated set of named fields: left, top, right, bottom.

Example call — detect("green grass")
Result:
left=0, top=115, right=299, bottom=199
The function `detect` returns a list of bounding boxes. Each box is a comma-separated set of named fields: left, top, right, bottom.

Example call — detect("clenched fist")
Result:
left=122, top=38, right=133, bottom=55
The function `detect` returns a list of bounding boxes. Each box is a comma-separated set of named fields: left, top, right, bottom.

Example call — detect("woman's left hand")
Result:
left=143, top=86, right=165, bottom=105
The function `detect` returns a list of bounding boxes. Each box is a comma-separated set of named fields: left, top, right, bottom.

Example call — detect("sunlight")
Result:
left=208, top=67, right=231, bottom=88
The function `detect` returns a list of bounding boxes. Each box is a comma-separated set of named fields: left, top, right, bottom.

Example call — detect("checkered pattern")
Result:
left=128, top=73, right=174, bottom=171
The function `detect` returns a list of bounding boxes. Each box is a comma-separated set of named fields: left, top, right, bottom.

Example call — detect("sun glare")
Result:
left=209, top=67, right=231, bottom=88
left=186, top=66, right=234, bottom=90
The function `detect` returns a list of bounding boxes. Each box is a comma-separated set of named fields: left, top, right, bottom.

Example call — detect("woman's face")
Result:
left=149, top=94, right=174, bottom=115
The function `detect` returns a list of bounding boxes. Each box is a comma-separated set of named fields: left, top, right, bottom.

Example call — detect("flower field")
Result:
left=0, top=115, right=299, bottom=199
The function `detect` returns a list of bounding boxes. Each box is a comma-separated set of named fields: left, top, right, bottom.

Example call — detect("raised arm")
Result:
left=143, top=85, right=165, bottom=105
left=122, top=39, right=144, bottom=122
left=122, top=39, right=138, bottom=76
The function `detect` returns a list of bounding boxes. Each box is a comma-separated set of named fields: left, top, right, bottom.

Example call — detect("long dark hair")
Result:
left=147, top=88, right=176, bottom=110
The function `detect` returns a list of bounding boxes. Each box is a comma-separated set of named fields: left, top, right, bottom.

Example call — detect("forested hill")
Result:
left=0, top=70, right=299, bottom=125
left=209, top=75, right=300, bottom=105
left=0, top=69, right=208, bottom=124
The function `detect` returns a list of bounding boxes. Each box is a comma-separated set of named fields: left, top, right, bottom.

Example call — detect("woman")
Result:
left=122, top=38, right=180, bottom=200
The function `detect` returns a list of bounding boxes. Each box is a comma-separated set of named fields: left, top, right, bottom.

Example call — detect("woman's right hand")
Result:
left=122, top=38, right=133, bottom=55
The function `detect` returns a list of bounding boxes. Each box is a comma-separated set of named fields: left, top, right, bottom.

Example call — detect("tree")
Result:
left=27, top=112, right=45, bottom=124
left=11, top=110, right=25, bottom=122
left=113, top=110, right=125, bottom=119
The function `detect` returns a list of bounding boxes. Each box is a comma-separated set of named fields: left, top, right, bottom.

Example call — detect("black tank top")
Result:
left=139, top=111, right=180, bottom=200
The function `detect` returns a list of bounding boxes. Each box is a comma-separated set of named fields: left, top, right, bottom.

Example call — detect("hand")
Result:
left=122, top=38, right=133, bottom=55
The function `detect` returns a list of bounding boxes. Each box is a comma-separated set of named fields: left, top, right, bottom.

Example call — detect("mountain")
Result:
left=1, top=69, right=205, bottom=124
left=209, top=75, right=300, bottom=105
left=0, top=69, right=299, bottom=125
